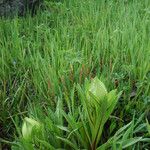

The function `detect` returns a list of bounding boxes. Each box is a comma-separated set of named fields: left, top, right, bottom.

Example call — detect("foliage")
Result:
left=0, top=0, right=150, bottom=149
left=11, top=78, right=150, bottom=149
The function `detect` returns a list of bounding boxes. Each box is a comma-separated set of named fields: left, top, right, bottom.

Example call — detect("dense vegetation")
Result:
left=0, top=0, right=150, bottom=149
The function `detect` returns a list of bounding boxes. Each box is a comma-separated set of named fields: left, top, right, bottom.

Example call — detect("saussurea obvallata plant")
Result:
left=11, top=77, right=149, bottom=149
left=58, top=77, right=121, bottom=149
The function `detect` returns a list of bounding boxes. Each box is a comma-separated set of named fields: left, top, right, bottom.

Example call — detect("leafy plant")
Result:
left=56, top=77, right=147, bottom=149
left=22, top=117, right=42, bottom=141
left=11, top=77, right=150, bottom=149
left=76, top=77, right=122, bottom=149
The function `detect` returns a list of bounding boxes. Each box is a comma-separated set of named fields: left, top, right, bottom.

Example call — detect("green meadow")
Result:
left=0, top=0, right=150, bottom=149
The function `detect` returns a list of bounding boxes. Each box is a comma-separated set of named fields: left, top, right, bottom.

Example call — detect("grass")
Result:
left=0, top=0, right=150, bottom=149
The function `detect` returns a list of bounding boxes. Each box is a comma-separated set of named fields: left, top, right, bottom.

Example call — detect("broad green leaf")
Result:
left=107, top=90, right=117, bottom=108
left=87, top=77, right=108, bottom=103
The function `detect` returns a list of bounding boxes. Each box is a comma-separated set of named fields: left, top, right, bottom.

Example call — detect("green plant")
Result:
left=56, top=77, right=147, bottom=149
left=11, top=101, right=64, bottom=149
left=22, top=117, right=42, bottom=140
left=11, top=78, right=150, bottom=149
left=76, top=77, right=122, bottom=149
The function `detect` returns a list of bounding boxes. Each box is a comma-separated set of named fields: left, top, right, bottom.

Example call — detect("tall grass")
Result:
left=0, top=0, right=150, bottom=149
